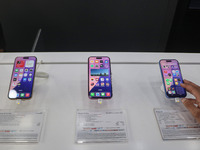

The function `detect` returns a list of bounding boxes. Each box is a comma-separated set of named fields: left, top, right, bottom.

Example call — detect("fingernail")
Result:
left=181, top=98, right=186, bottom=103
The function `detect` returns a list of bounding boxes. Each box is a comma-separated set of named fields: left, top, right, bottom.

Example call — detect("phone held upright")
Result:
left=88, top=56, right=112, bottom=99
left=159, top=59, right=186, bottom=98
left=8, top=56, right=37, bottom=100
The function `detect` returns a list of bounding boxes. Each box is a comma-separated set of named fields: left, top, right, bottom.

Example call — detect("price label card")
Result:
left=76, top=109, right=128, bottom=143
left=0, top=110, right=45, bottom=142
left=154, top=108, right=200, bottom=140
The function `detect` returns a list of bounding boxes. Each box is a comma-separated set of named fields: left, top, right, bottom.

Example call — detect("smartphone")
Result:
left=8, top=56, right=37, bottom=99
left=159, top=59, right=186, bottom=98
left=88, top=56, right=112, bottom=99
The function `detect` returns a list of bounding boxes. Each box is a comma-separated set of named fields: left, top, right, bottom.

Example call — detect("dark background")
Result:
left=166, top=0, right=200, bottom=52
left=0, top=0, right=199, bottom=52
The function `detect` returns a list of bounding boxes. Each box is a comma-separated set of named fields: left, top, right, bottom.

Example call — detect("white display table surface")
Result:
left=0, top=52, right=200, bottom=150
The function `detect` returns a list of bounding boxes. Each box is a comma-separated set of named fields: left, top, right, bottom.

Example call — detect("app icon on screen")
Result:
left=166, top=82, right=170, bottom=85
left=100, top=64, right=104, bottom=67
left=20, top=93, right=25, bottom=97
left=106, top=92, right=110, bottom=96
left=172, top=91, right=176, bottom=94
left=90, top=60, right=94, bottom=63
left=101, top=93, right=105, bottom=96
left=95, top=78, right=99, bottom=81
left=96, top=93, right=100, bottom=96
left=168, top=91, right=172, bottom=94
left=23, top=78, right=27, bottom=82
left=13, top=78, right=17, bottom=81
left=105, top=60, right=108, bottom=63
left=30, top=69, right=33, bottom=72
left=12, top=83, right=17, bottom=86
left=174, top=78, right=178, bottom=82
left=16, top=61, right=25, bottom=68
left=95, top=65, right=99, bottom=67
left=29, top=73, right=32, bottom=77
left=175, top=82, right=178, bottom=85
left=101, top=83, right=105, bottom=86
left=15, top=69, right=19, bottom=72
left=20, top=69, right=23, bottom=72
left=25, top=93, right=30, bottom=97
left=96, top=83, right=99, bottom=86
left=28, top=78, right=32, bottom=82
left=95, top=60, right=99, bottom=63
left=91, top=83, right=94, bottom=86
left=25, top=60, right=34, bottom=67
left=14, top=73, right=18, bottom=77
left=91, top=78, right=94, bottom=81
left=106, top=78, right=109, bottom=81
left=100, top=78, right=104, bottom=81
left=24, top=73, right=28, bottom=77
left=100, top=60, right=103, bottom=63
left=106, top=83, right=109, bottom=87
left=91, top=64, right=94, bottom=68
left=91, top=93, right=95, bottom=96
left=164, top=70, right=167, bottom=74
left=19, top=73, right=23, bottom=77
left=25, top=69, right=28, bottom=72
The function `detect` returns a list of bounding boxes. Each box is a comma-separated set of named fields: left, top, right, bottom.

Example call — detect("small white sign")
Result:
left=154, top=108, right=200, bottom=140
left=0, top=110, right=45, bottom=142
left=76, top=109, right=128, bottom=143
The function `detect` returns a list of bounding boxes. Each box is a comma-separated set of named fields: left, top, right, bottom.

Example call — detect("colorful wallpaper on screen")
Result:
left=8, top=56, right=36, bottom=99
left=160, top=59, right=186, bottom=98
left=88, top=57, right=112, bottom=98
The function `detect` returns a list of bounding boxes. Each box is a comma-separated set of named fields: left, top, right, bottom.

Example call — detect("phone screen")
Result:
left=8, top=56, right=37, bottom=99
left=159, top=59, right=186, bottom=98
left=88, top=56, right=112, bottom=99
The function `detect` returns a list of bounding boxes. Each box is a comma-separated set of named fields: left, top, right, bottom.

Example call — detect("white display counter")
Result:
left=0, top=52, right=200, bottom=150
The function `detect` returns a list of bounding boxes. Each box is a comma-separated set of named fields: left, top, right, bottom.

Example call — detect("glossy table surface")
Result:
left=0, top=52, right=200, bottom=150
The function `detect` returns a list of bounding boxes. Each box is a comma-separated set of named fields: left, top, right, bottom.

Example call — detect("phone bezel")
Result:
left=159, top=59, right=187, bottom=98
left=88, top=56, right=113, bottom=99
left=8, top=56, right=37, bottom=100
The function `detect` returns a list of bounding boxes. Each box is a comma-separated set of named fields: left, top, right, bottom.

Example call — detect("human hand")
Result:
left=180, top=79, right=200, bottom=123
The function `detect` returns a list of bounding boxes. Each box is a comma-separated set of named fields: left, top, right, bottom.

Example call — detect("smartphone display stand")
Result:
left=15, top=60, right=49, bottom=105
left=36, top=60, right=49, bottom=78
left=160, top=84, right=181, bottom=103
left=97, top=99, right=103, bottom=104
